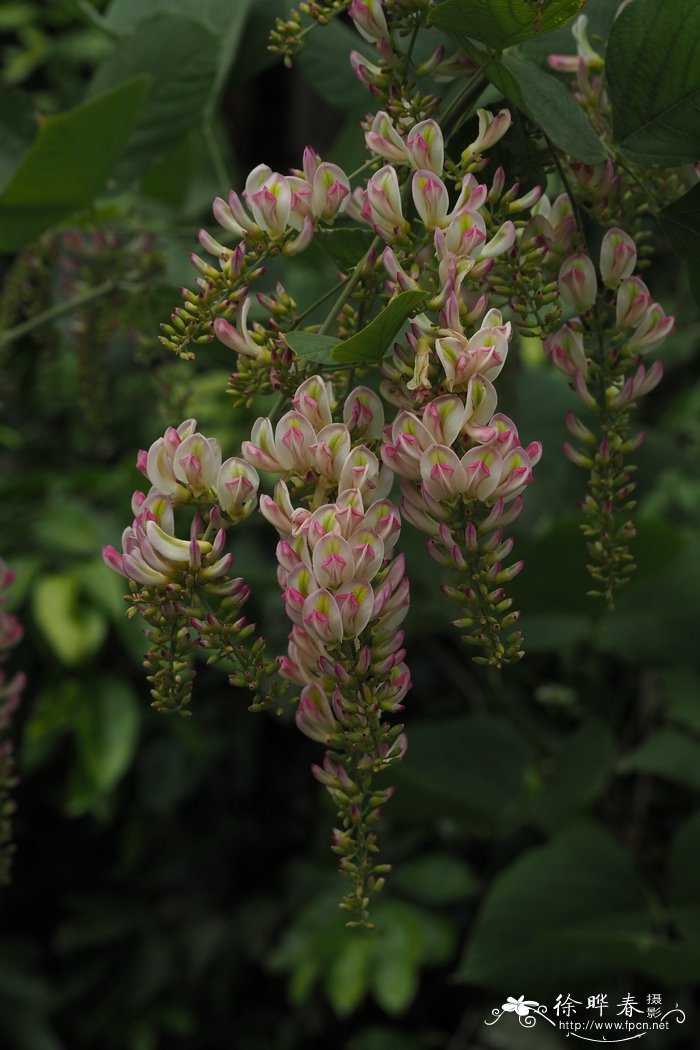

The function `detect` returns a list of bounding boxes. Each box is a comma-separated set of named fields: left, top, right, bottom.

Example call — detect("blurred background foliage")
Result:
left=0, top=0, right=699, bottom=1047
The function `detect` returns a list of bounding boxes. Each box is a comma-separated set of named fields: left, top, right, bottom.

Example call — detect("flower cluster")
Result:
left=160, top=144, right=350, bottom=386
left=112, top=0, right=678, bottom=921
left=382, top=392, right=540, bottom=665
left=546, top=229, right=673, bottom=602
left=103, top=422, right=278, bottom=714
left=548, top=15, right=686, bottom=235
left=0, top=558, right=24, bottom=885
left=250, top=375, right=410, bottom=923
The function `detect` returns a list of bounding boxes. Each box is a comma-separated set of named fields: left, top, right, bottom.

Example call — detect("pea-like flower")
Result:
left=558, top=252, right=597, bottom=311
left=599, top=227, right=637, bottom=288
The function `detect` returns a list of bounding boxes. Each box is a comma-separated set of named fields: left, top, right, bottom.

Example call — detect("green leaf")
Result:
left=324, top=934, right=373, bottom=1017
left=670, top=811, right=700, bottom=941
left=606, top=0, right=700, bottom=164
left=333, top=290, right=428, bottom=365
left=297, top=19, right=369, bottom=115
left=391, top=852, right=480, bottom=905
left=598, top=535, right=700, bottom=665
left=318, top=227, right=375, bottom=271
left=21, top=679, right=82, bottom=773
left=391, top=714, right=530, bottom=833
left=32, top=574, right=108, bottom=666
left=518, top=0, right=618, bottom=67
left=659, top=669, right=700, bottom=736
left=88, top=15, right=219, bottom=178
left=459, top=825, right=653, bottom=990
left=0, top=78, right=148, bottom=251
left=31, top=499, right=107, bottom=556
left=0, top=90, right=36, bottom=192
left=531, top=721, right=615, bottom=831
left=619, top=729, right=700, bottom=792
left=488, top=53, right=606, bottom=162
left=659, top=183, right=700, bottom=305
left=105, top=0, right=252, bottom=102
left=284, top=332, right=346, bottom=368
left=430, top=0, right=586, bottom=50
left=106, top=0, right=238, bottom=32
left=73, top=677, right=141, bottom=796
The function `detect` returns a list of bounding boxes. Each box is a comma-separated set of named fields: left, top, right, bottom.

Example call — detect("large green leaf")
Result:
left=606, top=0, right=700, bottom=163
left=105, top=0, right=252, bottom=103
left=391, top=853, right=480, bottom=905
left=333, top=290, right=428, bottom=365
left=670, top=811, right=700, bottom=941
left=619, top=729, right=700, bottom=793
left=531, top=721, right=614, bottom=831
left=459, top=825, right=653, bottom=990
left=106, top=0, right=237, bottom=31
left=598, top=536, right=700, bottom=665
left=659, top=183, right=700, bottom=305
left=0, top=91, right=36, bottom=193
left=519, top=0, right=618, bottom=67
left=659, top=669, right=700, bottom=736
left=0, top=78, right=148, bottom=251
left=270, top=893, right=453, bottom=1017
left=73, top=677, right=141, bottom=796
left=297, top=19, right=369, bottom=115
left=32, top=574, right=108, bottom=666
left=430, top=0, right=586, bottom=50
left=488, top=53, right=606, bottom=162
left=318, top=227, right=375, bottom=272
left=391, top=714, right=530, bottom=832
left=89, top=14, right=220, bottom=178
left=284, top=332, right=346, bottom=368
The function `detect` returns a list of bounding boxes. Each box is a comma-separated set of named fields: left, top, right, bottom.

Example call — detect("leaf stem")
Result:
left=72, top=0, right=124, bottom=38
left=0, top=280, right=119, bottom=350
left=294, top=272, right=353, bottom=326
left=318, top=236, right=381, bottom=336
left=202, top=120, right=231, bottom=197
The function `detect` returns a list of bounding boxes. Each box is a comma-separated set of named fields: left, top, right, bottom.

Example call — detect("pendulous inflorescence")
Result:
left=104, top=0, right=683, bottom=920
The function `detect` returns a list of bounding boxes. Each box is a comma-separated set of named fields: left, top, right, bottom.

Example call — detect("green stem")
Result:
left=202, top=120, right=230, bottom=197
left=318, top=237, right=381, bottom=336
left=0, top=280, right=118, bottom=350
left=268, top=391, right=287, bottom=425
left=73, top=0, right=124, bottom=38
left=293, top=273, right=352, bottom=326
left=545, top=135, right=588, bottom=247
left=441, top=49, right=494, bottom=138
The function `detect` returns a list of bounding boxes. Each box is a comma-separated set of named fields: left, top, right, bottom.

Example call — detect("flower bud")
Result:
left=349, top=0, right=389, bottom=44
left=599, top=227, right=637, bottom=288
left=558, top=253, right=597, bottom=311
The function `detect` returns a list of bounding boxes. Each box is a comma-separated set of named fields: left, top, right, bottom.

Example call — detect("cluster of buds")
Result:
left=382, top=396, right=540, bottom=665
left=121, top=0, right=684, bottom=927
left=0, top=559, right=24, bottom=885
left=342, top=112, right=543, bottom=665
left=160, top=146, right=350, bottom=375
left=243, top=375, right=390, bottom=508
left=210, top=151, right=350, bottom=253
left=269, top=1, right=351, bottom=67
left=548, top=15, right=686, bottom=234
left=546, top=229, right=673, bottom=603
left=347, top=0, right=465, bottom=119
left=248, top=376, right=410, bottom=923
left=102, top=422, right=277, bottom=714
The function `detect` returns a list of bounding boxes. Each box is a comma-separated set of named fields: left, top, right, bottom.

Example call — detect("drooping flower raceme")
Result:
left=546, top=228, right=673, bottom=603
left=103, top=422, right=274, bottom=715
left=107, top=0, right=680, bottom=928
left=248, top=376, right=410, bottom=923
